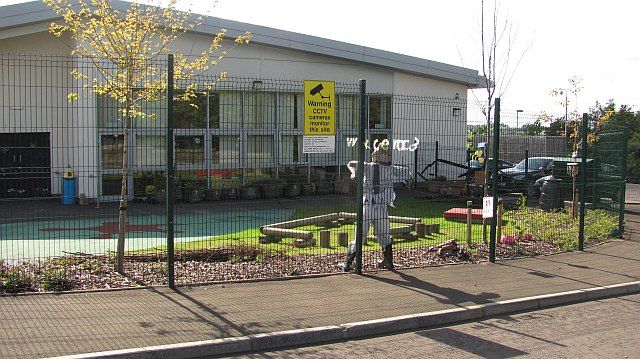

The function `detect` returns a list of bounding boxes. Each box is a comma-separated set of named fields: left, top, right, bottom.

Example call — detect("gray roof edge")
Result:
left=0, top=0, right=483, bottom=87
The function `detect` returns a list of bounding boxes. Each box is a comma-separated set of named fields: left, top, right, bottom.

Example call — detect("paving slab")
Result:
left=0, top=203, right=639, bottom=359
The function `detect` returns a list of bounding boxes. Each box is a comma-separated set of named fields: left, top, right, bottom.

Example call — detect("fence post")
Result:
left=489, top=98, right=500, bottom=263
left=578, top=113, right=588, bottom=251
left=355, top=79, right=366, bottom=275
left=619, top=126, right=628, bottom=233
left=524, top=149, right=529, bottom=195
left=466, top=200, right=473, bottom=247
left=166, top=54, right=175, bottom=288
left=435, top=140, right=439, bottom=178
left=413, top=149, right=418, bottom=187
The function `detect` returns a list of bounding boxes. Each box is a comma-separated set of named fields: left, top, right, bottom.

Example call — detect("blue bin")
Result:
left=62, top=177, right=77, bottom=205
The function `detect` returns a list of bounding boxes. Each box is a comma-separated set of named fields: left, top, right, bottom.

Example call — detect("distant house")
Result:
left=0, top=0, right=484, bottom=200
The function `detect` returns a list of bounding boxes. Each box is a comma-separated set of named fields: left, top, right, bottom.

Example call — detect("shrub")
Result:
left=40, top=268, right=76, bottom=292
left=1, top=267, right=34, bottom=293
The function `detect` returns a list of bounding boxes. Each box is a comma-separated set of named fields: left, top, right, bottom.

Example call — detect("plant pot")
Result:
left=185, top=188, right=205, bottom=203
left=334, top=181, right=351, bottom=195
left=240, top=186, right=260, bottom=200
left=315, top=182, right=333, bottom=195
left=284, top=184, right=301, bottom=198
left=221, top=188, right=238, bottom=200
left=204, top=188, right=221, bottom=201
left=302, top=183, right=316, bottom=196
left=261, top=183, right=284, bottom=199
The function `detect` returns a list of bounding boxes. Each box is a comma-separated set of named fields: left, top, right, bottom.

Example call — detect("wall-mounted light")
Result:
left=453, top=108, right=461, bottom=117
left=454, top=92, right=460, bottom=100
left=252, top=80, right=263, bottom=91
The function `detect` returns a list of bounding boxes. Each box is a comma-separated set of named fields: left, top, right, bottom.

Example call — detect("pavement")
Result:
left=0, top=185, right=639, bottom=359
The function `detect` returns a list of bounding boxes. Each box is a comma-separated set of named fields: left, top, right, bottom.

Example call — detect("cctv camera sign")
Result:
left=303, top=80, right=335, bottom=153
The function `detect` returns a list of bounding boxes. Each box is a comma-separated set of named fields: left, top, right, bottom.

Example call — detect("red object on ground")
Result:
left=443, top=207, right=484, bottom=223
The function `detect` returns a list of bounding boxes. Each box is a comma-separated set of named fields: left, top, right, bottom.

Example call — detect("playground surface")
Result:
left=0, top=209, right=292, bottom=260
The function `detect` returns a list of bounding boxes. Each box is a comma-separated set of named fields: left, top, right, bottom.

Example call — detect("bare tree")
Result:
left=476, top=0, right=529, bottom=196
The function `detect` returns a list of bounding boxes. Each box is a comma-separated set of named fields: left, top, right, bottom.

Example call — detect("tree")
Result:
left=473, top=0, right=529, bottom=196
left=588, top=100, right=640, bottom=183
left=550, top=76, right=582, bottom=149
left=44, top=0, right=251, bottom=272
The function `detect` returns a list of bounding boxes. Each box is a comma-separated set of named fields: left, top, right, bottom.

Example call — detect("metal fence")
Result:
left=0, top=53, right=628, bottom=293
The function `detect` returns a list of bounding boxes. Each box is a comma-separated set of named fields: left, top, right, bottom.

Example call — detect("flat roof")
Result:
left=0, top=0, right=484, bottom=87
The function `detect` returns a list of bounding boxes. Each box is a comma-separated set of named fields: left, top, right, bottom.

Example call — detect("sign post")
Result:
left=303, top=80, right=335, bottom=154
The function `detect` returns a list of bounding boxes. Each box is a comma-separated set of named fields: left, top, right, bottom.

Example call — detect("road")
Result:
left=232, top=293, right=640, bottom=358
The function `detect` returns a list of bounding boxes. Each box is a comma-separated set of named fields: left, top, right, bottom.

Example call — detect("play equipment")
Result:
left=259, top=212, right=436, bottom=248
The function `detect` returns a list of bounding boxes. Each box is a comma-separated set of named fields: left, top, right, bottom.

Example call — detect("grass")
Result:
left=131, top=198, right=619, bottom=257
left=135, top=199, right=490, bottom=255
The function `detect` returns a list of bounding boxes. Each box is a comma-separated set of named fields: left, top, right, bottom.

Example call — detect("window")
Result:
left=280, top=135, right=302, bottom=164
left=174, top=92, right=206, bottom=129
left=369, top=96, right=391, bottom=129
left=101, top=173, right=121, bottom=196
left=338, top=95, right=358, bottom=130
left=209, top=93, right=220, bottom=129
left=211, top=135, right=240, bottom=165
left=219, top=91, right=242, bottom=130
left=175, top=135, right=204, bottom=166
left=136, top=135, right=166, bottom=167
left=101, top=135, right=124, bottom=169
left=247, top=135, right=274, bottom=164
left=97, top=92, right=167, bottom=129
left=97, top=95, right=120, bottom=128
left=278, top=93, right=303, bottom=129
left=244, top=92, right=276, bottom=129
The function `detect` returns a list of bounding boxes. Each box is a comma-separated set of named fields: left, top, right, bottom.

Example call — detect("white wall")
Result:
left=0, top=28, right=471, bottom=199
left=392, top=72, right=468, bottom=179
left=0, top=32, right=101, bottom=197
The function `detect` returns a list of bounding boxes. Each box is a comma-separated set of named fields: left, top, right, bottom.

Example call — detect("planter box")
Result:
left=221, top=188, right=238, bottom=200
left=204, top=188, right=221, bottom=201
left=315, top=182, right=333, bottom=195
left=302, top=183, right=316, bottom=196
left=284, top=184, right=301, bottom=198
left=334, top=181, right=352, bottom=195
left=240, top=186, right=260, bottom=200
left=261, top=184, right=284, bottom=199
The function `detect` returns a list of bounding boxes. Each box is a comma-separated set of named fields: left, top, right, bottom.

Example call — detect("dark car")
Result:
left=459, top=158, right=514, bottom=178
left=497, top=157, right=554, bottom=193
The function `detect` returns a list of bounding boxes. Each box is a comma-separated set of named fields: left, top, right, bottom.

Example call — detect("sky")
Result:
left=2, top=0, right=639, bottom=124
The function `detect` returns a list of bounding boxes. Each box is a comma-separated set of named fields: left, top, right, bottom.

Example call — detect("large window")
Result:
left=136, top=135, right=166, bottom=167
left=280, top=135, right=302, bottom=164
left=244, top=92, right=276, bottom=129
left=174, top=92, right=206, bottom=129
left=338, top=95, right=358, bottom=130
left=278, top=93, right=303, bottom=129
left=219, top=91, right=242, bottom=130
left=369, top=96, right=391, bottom=129
left=211, top=135, right=240, bottom=165
left=175, top=135, right=205, bottom=166
left=100, top=135, right=124, bottom=169
left=247, top=135, right=275, bottom=164
left=96, top=89, right=393, bottom=198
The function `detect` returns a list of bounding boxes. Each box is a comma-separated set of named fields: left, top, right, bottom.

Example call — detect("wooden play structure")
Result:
left=259, top=212, right=440, bottom=248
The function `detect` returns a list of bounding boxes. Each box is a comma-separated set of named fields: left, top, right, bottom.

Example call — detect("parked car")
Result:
left=497, top=157, right=554, bottom=193
left=459, top=158, right=515, bottom=178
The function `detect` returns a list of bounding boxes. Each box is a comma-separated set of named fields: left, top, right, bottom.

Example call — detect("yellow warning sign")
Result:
left=304, top=80, right=335, bottom=136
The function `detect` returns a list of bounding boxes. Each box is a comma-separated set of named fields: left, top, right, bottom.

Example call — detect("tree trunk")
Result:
left=116, top=97, right=132, bottom=273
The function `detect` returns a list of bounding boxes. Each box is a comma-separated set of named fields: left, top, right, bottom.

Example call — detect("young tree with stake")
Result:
left=44, top=0, right=251, bottom=272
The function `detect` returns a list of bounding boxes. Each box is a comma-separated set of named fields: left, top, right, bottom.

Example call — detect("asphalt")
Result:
left=0, top=185, right=638, bottom=359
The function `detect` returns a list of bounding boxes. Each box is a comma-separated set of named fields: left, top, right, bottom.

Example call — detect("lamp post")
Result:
left=516, top=109, right=523, bottom=131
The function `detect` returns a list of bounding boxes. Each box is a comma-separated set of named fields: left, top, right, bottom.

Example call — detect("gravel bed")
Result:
left=0, top=239, right=566, bottom=293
